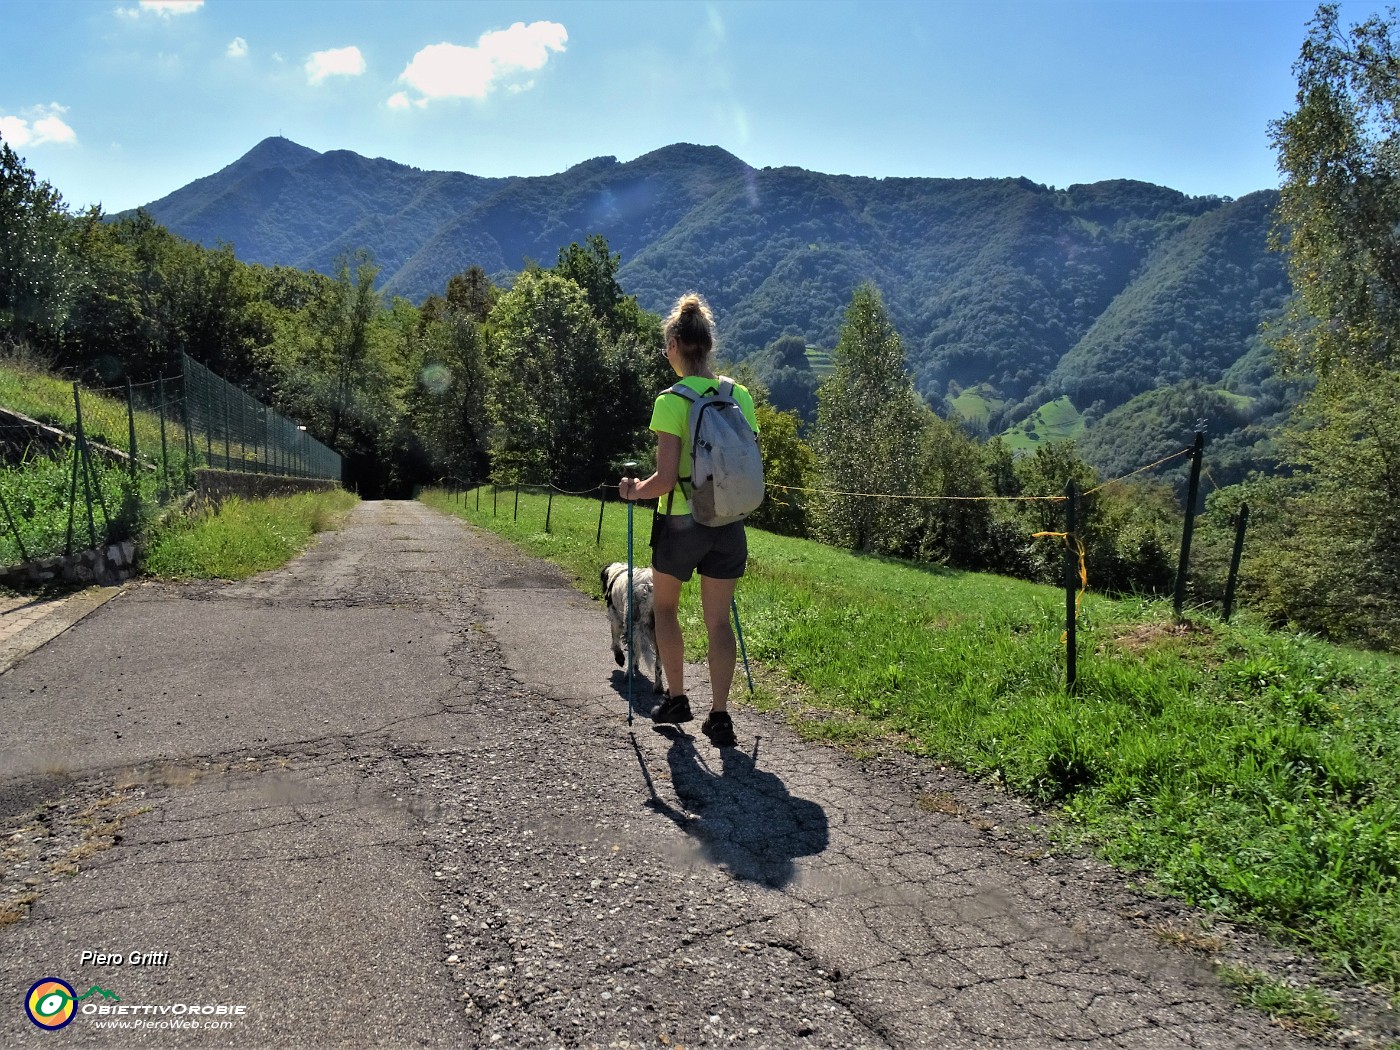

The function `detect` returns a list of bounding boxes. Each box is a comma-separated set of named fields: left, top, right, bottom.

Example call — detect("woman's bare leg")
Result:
left=652, top=569, right=685, bottom=697
left=699, top=574, right=738, bottom=711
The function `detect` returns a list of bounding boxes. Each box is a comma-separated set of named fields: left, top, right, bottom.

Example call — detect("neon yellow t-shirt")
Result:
left=650, top=376, right=759, bottom=516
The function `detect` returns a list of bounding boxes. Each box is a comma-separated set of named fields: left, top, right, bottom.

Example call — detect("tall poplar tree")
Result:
left=1267, top=3, right=1400, bottom=647
left=812, top=285, right=927, bottom=554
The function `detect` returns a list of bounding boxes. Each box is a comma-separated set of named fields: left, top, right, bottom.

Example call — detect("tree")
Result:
left=811, top=285, right=927, bottom=554
left=444, top=265, right=497, bottom=323
left=485, top=269, right=617, bottom=488
left=0, top=138, right=75, bottom=350
left=914, top=412, right=996, bottom=567
left=747, top=402, right=815, bottom=537
left=1265, top=2, right=1400, bottom=646
left=406, top=310, right=491, bottom=483
left=555, top=235, right=625, bottom=336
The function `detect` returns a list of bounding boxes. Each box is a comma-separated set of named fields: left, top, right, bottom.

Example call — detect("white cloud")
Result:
left=227, top=37, right=248, bottom=59
left=306, top=45, right=366, bottom=84
left=118, top=0, right=204, bottom=17
left=0, top=104, right=77, bottom=148
left=395, top=21, right=566, bottom=105
left=386, top=92, right=412, bottom=110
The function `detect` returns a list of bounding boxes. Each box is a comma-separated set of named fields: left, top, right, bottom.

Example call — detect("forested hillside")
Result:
left=138, top=139, right=1285, bottom=428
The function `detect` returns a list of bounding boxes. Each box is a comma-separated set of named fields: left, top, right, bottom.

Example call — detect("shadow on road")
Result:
left=629, top=726, right=828, bottom=889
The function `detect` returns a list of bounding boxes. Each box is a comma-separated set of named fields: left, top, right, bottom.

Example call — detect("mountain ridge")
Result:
left=132, top=137, right=1286, bottom=432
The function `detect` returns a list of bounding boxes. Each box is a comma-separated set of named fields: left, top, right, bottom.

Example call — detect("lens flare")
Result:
left=419, top=363, right=452, bottom=395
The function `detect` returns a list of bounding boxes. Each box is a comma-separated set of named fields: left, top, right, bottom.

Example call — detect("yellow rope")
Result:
left=1082, top=447, right=1193, bottom=495
left=1031, top=530, right=1087, bottom=642
left=768, top=483, right=1066, bottom=503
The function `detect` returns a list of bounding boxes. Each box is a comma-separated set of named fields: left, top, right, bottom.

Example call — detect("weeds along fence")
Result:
left=436, top=432, right=1244, bottom=693
left=0, top=354, right=341, bottom=570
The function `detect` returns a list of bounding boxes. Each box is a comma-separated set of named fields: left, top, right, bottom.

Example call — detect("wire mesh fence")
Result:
left=1, top=355, right=341, bottom=570
left=181, top=354, right=341, bottom=481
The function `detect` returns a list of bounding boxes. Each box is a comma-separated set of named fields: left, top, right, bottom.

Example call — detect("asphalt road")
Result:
left=0, top=500, right=1393, bottom=1048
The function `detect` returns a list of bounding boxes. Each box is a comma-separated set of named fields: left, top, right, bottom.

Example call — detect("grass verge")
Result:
left=421, top=484, right=1400, bottom=1006
left=142, top=490, right=358, bottom=580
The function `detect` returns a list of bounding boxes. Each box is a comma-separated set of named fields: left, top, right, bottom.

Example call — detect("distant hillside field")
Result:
left=999, top=396, right=1086, bottom=452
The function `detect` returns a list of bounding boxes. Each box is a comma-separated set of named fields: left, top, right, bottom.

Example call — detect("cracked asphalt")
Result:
left=1, top=500, right=1395, bottom=1048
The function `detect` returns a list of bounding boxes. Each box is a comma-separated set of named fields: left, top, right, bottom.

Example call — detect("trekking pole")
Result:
left=623, top=462, right=637, bottom=725
left=732, top=597, right=754, bottom=695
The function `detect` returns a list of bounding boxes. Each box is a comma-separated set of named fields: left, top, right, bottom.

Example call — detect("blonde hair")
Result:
left=663, top=292, right=715, bottom=373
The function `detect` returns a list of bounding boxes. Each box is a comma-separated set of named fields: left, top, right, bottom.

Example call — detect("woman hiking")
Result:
left=617, top=293, right=758, bottom=748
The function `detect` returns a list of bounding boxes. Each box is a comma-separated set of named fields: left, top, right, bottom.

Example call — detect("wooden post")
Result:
left=1064, top=478, right=1078, bottom=693
left=1173, top=431, right=1206, bottom=620
left=1222, top=502, right=1249, bottom=623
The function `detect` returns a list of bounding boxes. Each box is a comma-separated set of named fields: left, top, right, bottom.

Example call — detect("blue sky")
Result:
left=1, top=0, right=1390, bottom=214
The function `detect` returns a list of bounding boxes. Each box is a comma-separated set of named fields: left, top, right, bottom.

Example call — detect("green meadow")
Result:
left=1000, top=395, right=1086, bottom=451
left=422, top=485, right=1400, bottom=1007
left=947, top=384, right=1005, bottom=430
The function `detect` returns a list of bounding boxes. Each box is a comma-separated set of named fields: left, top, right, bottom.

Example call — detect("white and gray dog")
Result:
left=601, top=562, right=665, bottom=694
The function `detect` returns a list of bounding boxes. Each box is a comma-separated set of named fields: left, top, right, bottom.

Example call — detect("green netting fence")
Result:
left=0, top=354, right=340, bottom=568
left=181, top=354, right=341, bottom=481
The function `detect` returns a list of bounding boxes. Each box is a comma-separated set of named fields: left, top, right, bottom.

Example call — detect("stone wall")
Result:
left=0, top=541, right=137, bottom=589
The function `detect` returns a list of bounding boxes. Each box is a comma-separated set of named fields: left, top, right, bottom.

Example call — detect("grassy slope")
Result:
left=0, top=361, right=171, bottom=454
left=422, top=486, right=1400, bottom=1003
left=804, top=349, right=834, bottom=377
left=948, top=385, right=1004, bottom=429
left=1000, top=396, right=1086, bottom=452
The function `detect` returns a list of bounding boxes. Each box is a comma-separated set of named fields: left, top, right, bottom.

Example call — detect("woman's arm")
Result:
left=620, top=431, right=680, bottom=502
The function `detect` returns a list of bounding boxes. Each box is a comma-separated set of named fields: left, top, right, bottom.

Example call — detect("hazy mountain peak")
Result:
left=230, top=136, right=321, bottom=174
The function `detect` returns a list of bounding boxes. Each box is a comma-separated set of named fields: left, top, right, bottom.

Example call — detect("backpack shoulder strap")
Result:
left=667, top=382, right=700, bottom=403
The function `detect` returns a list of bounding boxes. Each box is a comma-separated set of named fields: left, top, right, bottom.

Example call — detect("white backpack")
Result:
left=668, top=378, right=765, bottom=526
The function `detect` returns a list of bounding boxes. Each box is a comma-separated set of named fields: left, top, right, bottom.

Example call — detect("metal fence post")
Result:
left=596, top=488, right=606, bottom=546
left=125, top=378, right=138, bottom=480
left=1064, top=478, right=1078, bottom=693
left=181, top=354, right=194, bottom=467
left=222, top=381, right=232, bottom=470
left=1173, top=431, right=1206, bottom=620
left=0, top=489, right=29, bottom=562
left=158, top=376, right=170, bottom=499
left=1222, top=502, right=1249, bottom=624
left=72, top=384, right=98, bottom=547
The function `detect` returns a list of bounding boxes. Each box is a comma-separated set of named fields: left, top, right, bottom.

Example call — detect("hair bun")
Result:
left=663, top=292, right=715, bottom=364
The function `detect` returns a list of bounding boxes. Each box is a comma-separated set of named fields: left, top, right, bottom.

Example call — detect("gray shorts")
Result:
left=650, top=513, right=747, bottom=581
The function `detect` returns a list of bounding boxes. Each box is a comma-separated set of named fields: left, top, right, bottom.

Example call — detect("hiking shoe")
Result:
left=701, top=710, right=737, bottom=748
left=652, top=693, right=693, bottom=724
